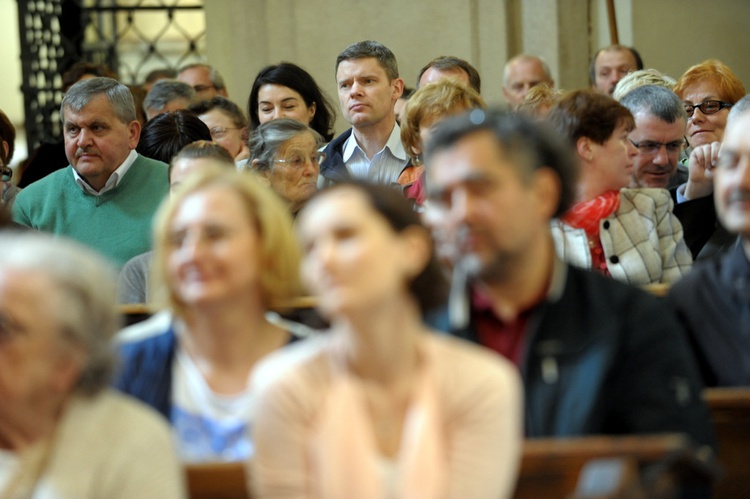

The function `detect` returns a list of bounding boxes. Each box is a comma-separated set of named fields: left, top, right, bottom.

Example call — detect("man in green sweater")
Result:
left=13, top=77, right=169, bottom=268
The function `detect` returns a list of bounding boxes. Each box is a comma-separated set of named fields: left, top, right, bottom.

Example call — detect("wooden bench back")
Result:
left=186, top=462, right=248, bottom=499
left=513, top=434, right=707, bottom=498
left=705, top=388, right=750, bottom=498
left=184, top=434, right=707, bottom=499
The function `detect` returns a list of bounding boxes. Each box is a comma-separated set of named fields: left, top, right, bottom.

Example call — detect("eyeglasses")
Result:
left=629, top=139, right=685, bottom=155
left=209, top=126, right=241, bottom=139
left=683, top=100, right=732, bottom=117
left=193, top=84, right=217, bottom=93
left=274, top=152, right=326, bottom=169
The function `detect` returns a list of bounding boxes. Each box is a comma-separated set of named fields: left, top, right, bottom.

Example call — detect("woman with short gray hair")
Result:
left=249, top=118, right=324, bottom=215
left=0, top=232, right=183, bottom=498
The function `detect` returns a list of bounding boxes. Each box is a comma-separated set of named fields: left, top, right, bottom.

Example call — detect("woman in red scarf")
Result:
left=548, top=90, right=692, bottom=285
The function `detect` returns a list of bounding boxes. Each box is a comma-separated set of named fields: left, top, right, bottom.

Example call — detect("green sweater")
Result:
left=12, top=154, right=169, bottom=268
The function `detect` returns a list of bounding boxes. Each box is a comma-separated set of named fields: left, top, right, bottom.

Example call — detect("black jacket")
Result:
left=429, top=264, right=715, bottom=450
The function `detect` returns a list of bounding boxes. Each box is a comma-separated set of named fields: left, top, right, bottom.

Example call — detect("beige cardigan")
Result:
left=250, top=333, right=522, bottom=499
left=0, top=390, right=185, bottom=498
left=551, top=188, right=692, bottom=285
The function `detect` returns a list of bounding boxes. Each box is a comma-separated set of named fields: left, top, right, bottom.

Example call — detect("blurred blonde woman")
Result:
left=516, top=83, right=565, bottom=118
left=115, top=168, right=304, bottom=462
left=612, top=68, right=676, bottom=102
left=399, top=80, right=485, bottom=207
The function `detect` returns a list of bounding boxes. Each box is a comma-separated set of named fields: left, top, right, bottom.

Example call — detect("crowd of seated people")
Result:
left=3, top=37, right=750, bottom=498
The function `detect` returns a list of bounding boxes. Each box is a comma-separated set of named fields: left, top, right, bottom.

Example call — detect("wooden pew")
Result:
left=184, top=434, right=708, bottom=499
left=186, top=462, right=249, bottom=499
left=705, top=388, right=750, bottom=498
left=119, top=296, right=324, bottom=328
left=119, top=303, right=152, bottom=326
left=513, top=434, right=710, bottom=498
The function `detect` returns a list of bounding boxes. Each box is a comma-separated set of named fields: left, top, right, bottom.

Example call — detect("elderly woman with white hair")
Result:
left=0, top=233, right=184, bottom=498
left=248, top=118, right=324, bottom=216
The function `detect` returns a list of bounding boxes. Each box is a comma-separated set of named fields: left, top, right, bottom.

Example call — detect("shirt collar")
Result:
left=452, top=251, right=567, bottom=329
left=73, top=149, right=137, bottom=196
left=342, top=130, right=360, bottom=164
left=341, top=123, right=409, bottom=163
left=385, top=122, right=408, bottom=161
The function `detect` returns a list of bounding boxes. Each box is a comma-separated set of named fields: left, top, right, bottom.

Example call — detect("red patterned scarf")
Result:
left=561, top=190, right=621, bottom=276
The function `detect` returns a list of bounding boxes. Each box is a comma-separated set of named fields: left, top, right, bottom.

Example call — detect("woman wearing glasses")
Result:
left=672, top=60, right=746, bottom=207
left=189, top=96, right=251, bottom=164
left=548, top=90, right=692, bottom=285
left=249, top=119, right=324, bottom=216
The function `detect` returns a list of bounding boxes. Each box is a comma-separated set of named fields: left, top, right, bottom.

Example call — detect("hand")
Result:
left=684, top=141, right=721, bottom=200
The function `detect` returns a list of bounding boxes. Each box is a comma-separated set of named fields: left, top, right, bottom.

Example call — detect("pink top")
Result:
left=250, top=333, right=522, bottom=499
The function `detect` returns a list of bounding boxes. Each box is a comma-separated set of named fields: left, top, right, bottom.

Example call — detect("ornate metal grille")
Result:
left=17, top=0, right=206, bottom=151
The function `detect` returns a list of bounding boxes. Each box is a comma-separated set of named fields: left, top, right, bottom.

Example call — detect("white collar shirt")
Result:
left=72, top=149, right=138, bottom=196
left=342, top=123, right=409, bottom=184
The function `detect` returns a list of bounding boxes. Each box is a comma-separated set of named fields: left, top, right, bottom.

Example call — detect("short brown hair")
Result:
left=548, top=89, right=634, bottom=147
left=673, top=59, right=746, bottom=104
left=400, top=80, right=485, bottom=161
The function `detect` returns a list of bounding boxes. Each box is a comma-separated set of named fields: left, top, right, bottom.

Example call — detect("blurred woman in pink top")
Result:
left=250, top=182, right=522, bottom=499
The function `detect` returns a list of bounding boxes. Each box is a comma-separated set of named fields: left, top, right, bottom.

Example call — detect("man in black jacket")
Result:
left=669, top=108, right=750, bottom=387
left=424, top=109, right=714, bottom=451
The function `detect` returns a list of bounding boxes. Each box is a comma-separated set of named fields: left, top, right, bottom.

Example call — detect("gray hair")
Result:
left=144, top=79, right=196, bottom=115
left=727, top=94, right=750, bottom=125
left=248, top=118, right=323, bottom=172
left=503, top=54, right=552, bottom=87
left=178, top=63, right=226, bottom=90
left=336, top=40, right=399, bottom=81
left=613, top=68, right=676, bottom=101
left=620, top=84, right=687, bottom=124
left=61, top=77, right=136, bottom=124
left=0, top=232, right=119, bottom=396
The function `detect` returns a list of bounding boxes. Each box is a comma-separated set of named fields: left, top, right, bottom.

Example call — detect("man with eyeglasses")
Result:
left=621, top=84, right=723, bottom=259
left=620, top=85, right=687, bottom=190
left=177, top=63, right=228, bottom=101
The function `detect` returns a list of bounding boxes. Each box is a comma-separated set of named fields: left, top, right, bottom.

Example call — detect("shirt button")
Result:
left=609, top=255, right=619, bottom=264
left=603, top=221, right=610, bottom=229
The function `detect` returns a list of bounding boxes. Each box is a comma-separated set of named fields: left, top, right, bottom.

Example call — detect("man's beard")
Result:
left=455, top=250, right=514, bottom=285
left=448, top=250, right=513, bottom=329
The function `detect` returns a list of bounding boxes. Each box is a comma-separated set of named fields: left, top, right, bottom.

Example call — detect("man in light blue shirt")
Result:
left=320, top=40, right=409, bottom=186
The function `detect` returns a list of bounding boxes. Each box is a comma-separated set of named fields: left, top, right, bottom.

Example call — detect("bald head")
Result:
left=502, top=55, right=553, bottom=110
